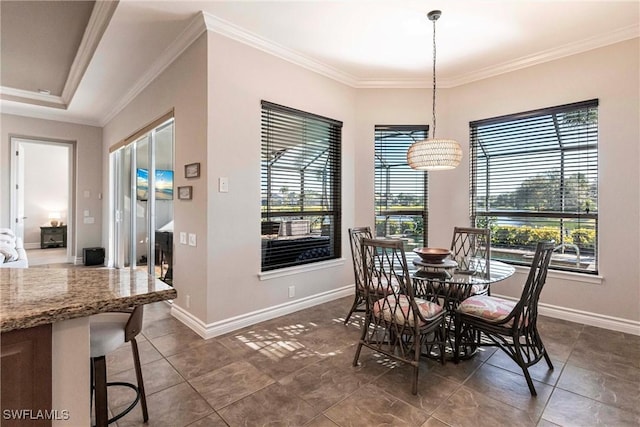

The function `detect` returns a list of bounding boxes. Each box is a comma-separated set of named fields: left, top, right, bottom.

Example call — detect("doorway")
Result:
left=10, top=137, right=74, bottom=265
left=110, top=117, right=174, bottom=282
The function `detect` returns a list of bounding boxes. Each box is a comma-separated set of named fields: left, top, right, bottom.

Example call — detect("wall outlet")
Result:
left=188, top=233, right=197, bottom=247
left=288, top=285, right=295, bottom=298
left=179, top=232, right=187, bottom=245
left=186, top=295, right=191, bottom=308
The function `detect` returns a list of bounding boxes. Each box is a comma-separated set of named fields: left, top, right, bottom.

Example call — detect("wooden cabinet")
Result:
left=1, top=324, right=52, bottom=426
left=40, top=226, right=67, bottom=249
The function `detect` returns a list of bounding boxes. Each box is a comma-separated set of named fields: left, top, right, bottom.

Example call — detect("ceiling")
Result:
left=1, top=0, right=638, bottom=127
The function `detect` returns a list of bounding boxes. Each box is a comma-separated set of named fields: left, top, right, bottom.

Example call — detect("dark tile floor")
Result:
left=98, top=297, right=640, bottom=427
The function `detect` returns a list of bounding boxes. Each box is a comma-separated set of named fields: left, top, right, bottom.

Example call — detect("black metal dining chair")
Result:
left=453, top=241, right=555, bottom=395
left=353, top=238, right=447, bottom=395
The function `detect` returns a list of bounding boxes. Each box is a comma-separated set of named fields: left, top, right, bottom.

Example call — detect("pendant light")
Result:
left=407, top=10, right=462, bottom=171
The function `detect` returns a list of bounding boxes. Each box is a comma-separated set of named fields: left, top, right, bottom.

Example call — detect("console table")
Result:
left=40, top=226, right=67, bottom=249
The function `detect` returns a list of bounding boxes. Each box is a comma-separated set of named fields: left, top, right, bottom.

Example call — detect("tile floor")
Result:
left=31, top=257, right=638, bottom=426
left=97, top=297, right=640, bottom=427
left=25, top=247, right=68, bottom=265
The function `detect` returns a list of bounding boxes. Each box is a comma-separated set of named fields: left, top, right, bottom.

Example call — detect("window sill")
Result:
left=259, top=258, right=345, bottom=281
left=513, top=265, right=603, bottom=285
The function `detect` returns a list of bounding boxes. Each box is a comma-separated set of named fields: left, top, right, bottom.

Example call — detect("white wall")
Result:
left=102, top=34, right=209, bottom=320
left=205, top=32, right=356, bottom=323
left=0, top=114, right=102, bottom=258
left=103, top=29, right=357, bottom=327
left=355, top=38, right=640, bottom=324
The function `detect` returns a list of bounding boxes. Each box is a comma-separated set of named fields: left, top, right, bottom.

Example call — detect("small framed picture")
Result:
left=185, top=162, right=200, bottom=178
left=177, top=186, right=193, bottom=200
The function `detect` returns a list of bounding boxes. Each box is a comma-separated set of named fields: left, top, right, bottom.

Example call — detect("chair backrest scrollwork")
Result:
left=450, top=227, right=491, bottom=278
left=361, top=238, right=424, bottom=327
left=514, top=240, right=555, bottom=329
left=348, top=227, right=373, bottom=290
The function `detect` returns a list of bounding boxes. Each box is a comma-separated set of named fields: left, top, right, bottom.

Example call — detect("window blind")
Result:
left=470, top=99, right=598, bottom=273
left=374, top=125, right=429, bottom=250
left=261, top=101, right=342, bottom=271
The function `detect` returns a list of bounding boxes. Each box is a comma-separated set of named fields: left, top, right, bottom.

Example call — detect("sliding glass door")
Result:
left=111, top=118, right=174, bottom=280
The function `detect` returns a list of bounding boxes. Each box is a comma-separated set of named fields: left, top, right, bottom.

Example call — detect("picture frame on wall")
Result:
left=185, top=162, right=200, bottom=178
left=178, top=186, right=193, bottom=200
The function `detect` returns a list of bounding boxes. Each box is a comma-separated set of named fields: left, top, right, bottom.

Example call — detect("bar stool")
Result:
left=90, top=306, right=148, bottom=426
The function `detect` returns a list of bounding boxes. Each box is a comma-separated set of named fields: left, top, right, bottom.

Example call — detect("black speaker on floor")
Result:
left=83, top=247, right=105, bottom=266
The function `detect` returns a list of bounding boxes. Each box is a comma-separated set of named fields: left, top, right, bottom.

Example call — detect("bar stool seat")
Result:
left=90, top=307, right=148, bottom=427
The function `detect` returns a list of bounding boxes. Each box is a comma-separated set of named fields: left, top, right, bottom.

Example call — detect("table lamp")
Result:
left=48, top=212, right=61, bottom=227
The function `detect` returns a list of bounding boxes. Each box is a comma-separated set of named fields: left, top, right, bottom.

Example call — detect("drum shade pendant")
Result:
left=407, top=10, right=462, bottom=171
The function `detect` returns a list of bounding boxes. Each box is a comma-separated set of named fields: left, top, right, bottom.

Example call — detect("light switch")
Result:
left=219, top=177, right=229, bottom=193
left=179, top=232, right=187, bottom=245
left=188, top=233, right=197, bottom=247
left=83, top=217, right=95, bottom=224
left=84, top=210, right=90, bottom=217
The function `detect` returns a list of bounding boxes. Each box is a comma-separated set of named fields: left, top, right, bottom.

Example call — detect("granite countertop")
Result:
left=0, top=268, right=177, bottom=332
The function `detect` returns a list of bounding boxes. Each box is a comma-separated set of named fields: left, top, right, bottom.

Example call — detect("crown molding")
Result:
left=443, top=23, right=640, bottom=88
left=5, top=11, right=637, bottom=127
left=61, top=0, right=119, bottom=104
left=202, top=11, right=360, bottom=88
left=352, top=78, right=431, bottom=89
left=0, top=87, right=66, bottom=109
left=0, top=99, right=101, bottom=127
left=99, top=11, right=208, bottom=126
left=0, top=1, right=117, bottom=113
left=201, top=14, right=638, bottom=89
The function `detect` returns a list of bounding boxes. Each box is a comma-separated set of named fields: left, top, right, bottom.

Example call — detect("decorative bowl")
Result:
left=413, top=247, right=451, bottom=264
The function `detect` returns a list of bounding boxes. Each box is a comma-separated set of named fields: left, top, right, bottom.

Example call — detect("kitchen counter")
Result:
left=1, top=268, right=177, bottom=332
left=0, top=267, right=177, bottom=426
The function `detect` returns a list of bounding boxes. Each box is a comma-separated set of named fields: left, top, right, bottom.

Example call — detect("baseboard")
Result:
left=171, top=285, right=353, bottom=339
left=494, top=294, right=640, bottom=336
left=168, top=286, right=639, bottom=339
left=24, top=242, right=40, bottom=250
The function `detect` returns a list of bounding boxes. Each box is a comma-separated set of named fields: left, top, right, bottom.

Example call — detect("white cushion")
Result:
left=0, top=242, right=19, bottom=262
left=0, top=228, right=15, bottom=237
left=89, top=313, right=130, bottom=357
left=0, top=235, right=16, bottom=246
left=0, top=246, right=27, bottom=268
left=0, top=253, right=5, bottom=263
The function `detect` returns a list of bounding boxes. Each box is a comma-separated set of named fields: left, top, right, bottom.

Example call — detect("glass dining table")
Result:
left=410, top=258, right=516, bottom=360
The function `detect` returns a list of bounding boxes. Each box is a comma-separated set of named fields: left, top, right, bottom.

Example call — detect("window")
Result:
left=374, top=125, right=429, bottom=253
left=470, top=99, right=598, bottom=273
left=261, top=101, right=342, bottom=271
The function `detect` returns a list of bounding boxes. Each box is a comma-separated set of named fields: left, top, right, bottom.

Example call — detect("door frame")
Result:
left=109, top=116, right=174, bottom=274
left=9, top=136, right=75, bottom=261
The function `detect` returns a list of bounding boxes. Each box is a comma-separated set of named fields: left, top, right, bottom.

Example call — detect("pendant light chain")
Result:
left=406, top=10, right=462, bottom=171
left=431, top=15, right=437, bottom=139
